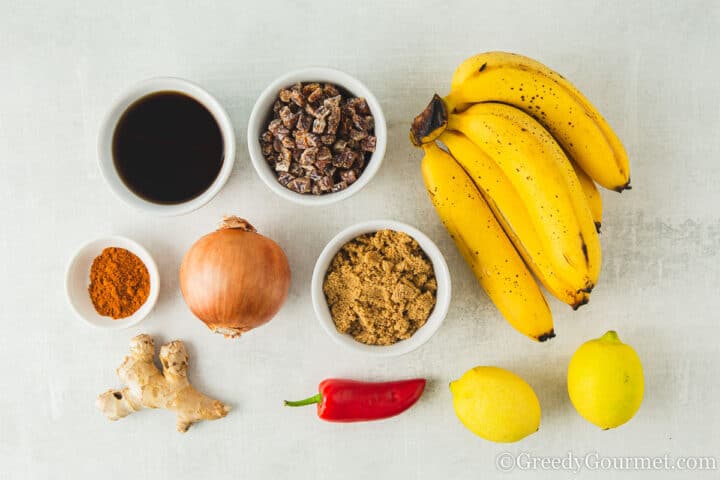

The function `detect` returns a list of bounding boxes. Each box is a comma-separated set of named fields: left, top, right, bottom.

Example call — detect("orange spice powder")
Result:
left=89, top=247, right=150, bottom=319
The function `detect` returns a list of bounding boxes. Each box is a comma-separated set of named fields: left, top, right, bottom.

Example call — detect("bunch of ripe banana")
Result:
left=410, top=51, right=630, bottom=342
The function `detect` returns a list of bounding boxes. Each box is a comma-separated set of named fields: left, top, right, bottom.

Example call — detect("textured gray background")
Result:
left=1, top=1, right=718, bottom=478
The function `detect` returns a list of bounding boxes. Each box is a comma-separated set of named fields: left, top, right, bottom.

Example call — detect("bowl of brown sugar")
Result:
left=311, top=220, right=451, bottom=356
left=65, top=236, right=160, bottom=329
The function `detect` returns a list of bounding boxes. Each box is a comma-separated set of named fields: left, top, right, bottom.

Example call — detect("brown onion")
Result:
left=180, top=216, right=291, bottom=338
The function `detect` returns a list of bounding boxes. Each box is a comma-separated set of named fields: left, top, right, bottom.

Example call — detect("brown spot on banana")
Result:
left=580, top=233, right=589, bottom=264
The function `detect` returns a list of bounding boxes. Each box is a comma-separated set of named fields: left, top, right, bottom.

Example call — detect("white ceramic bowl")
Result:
left=312, top=220, right=451, bottom=356
left=247, top=68, right=387, bottom=206
left=98, top=77, right=236, bottom=216
left=65, top=236, right=160, bottom=329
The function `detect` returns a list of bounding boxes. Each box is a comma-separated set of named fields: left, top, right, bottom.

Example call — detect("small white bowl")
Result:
left=65, top=236, right=160, bottom=329
left=98, top=77, right=236, bottom=216
left=311, top=220, right=451, bottom=357
left=247, top=68, right=387, bottom=206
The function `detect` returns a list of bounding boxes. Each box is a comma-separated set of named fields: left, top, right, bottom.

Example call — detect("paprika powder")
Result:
left=89, top=247, right=150, bottom=319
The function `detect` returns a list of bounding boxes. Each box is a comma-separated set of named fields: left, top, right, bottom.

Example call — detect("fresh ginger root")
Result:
left=96, top=334, right=230, bottom=432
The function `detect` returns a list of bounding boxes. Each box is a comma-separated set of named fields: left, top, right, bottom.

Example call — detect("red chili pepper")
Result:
left=284, top=378, right=426, bottom=422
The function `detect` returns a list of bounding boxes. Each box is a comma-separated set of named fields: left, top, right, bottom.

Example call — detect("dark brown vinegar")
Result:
left=112, top=91, right=224, bottom=204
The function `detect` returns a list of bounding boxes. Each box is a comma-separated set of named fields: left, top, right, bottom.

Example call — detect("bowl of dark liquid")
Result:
left=98, top=78, right=235, bottom=215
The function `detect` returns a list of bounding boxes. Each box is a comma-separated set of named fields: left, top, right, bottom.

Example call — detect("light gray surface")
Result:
left=1, top=1, right=719, bottom=479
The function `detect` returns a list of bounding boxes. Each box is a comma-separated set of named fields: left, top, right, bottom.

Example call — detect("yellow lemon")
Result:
left=567, top=330, right=644, bottom=429
left=449, top=366, right=541, bottom=443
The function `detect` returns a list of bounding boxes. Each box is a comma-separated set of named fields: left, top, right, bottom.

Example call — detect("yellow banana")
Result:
left=572, top=160, right=603, bottom=232
left=446, top=51, right=630, bottom=192
left=448, top=103, right=601, bottom=288
left=440, top=130, right=589, bottom=307
left=421, top=143, right=555, bottom=341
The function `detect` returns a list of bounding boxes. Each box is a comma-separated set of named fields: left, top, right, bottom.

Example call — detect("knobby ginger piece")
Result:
left=96, top=334, right=230, bottom=432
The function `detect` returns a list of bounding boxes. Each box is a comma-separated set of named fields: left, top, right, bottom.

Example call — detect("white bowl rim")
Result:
left=247, top=67, right=387, bottom=206
left=311, top=220, right=451, bottom=357
left=97, top=76, right=236, bottom=216
left=65, top=235, right=160, bottom=329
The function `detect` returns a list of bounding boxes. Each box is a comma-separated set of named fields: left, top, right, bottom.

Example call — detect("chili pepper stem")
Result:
left=283, top=393, right=322, bottom=407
